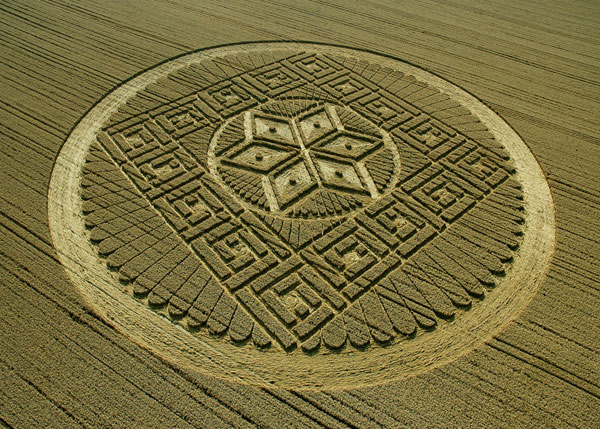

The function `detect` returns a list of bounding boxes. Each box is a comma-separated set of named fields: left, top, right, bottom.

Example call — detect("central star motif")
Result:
left=213, top=103, right=392, bottom=217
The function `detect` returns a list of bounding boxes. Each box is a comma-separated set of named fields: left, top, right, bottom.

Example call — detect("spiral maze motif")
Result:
left=75, top=47, right=529, bottom=354
left=50, top=44, right=554, bottom=387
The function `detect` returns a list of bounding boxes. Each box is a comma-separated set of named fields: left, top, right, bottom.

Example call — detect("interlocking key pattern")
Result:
left=83, top=49, right=525, bottom=353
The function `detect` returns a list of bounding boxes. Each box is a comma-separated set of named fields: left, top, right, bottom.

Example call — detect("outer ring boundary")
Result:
left=48, top=42, right=556, bottom=390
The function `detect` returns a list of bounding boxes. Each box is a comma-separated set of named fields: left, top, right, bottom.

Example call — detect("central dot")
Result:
left=255, top=154, right=263, bottom=162
left=314, top=122, right=321, bottom=129
left=335, top=170, right=344, bottom=178
left=289, top=178, right=297, bottom=186
left=269, top=126, right=277, bottom=133
left=345, top=143, right=353, bottom=150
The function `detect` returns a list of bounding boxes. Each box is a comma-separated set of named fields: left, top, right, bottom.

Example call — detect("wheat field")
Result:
left=1, top=1, right=599, bottom=427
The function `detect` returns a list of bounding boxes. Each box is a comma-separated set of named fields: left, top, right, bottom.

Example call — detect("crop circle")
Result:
left=49, top=42, right=555, bottom=388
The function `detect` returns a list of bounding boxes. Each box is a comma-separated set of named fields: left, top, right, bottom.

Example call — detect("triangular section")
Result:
left=218, top=166, right=269, bottom=211
left=206, top=284, right=238, bottom=335
left=214, top=115, right=245, bottom=156
left=252, top=323, right=272, bottom=349
left=338, top=55, right=358, bottom=71
left=179, top=125, right=217, bottom=169
left=392, top=136, right=432, bottom=184
left=353, top=59, right=371, bottom=76
left=257, top=212, right=342, bottom=250
left=242, top=52, right=268, bottom=70
left=260, top=99, right=319, bottom=119
left=228, top=305, right=254, bottom=343
left=364, top=147, right=395, bottom=193
left=276, top=82, right=338, bottom=104
left=287, top=188, right=366, bottom=218
left=403, top=263, right=456, bottom=319
left=336, top=106, right=381, bottom=137
left=243, top=210, right=291, bottom=259
left=167, top=63, right=221, bottom=91
left=411, top=252, right=474, bottom=306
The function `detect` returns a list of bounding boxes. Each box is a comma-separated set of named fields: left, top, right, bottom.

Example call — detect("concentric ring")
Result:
left=49, top=42, right=555, bottom=389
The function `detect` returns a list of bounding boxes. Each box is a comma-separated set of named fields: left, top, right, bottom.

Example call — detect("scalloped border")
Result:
left=48, top=41, right=555, bottom=389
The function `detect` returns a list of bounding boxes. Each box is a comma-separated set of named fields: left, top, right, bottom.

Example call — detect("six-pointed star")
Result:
left=219, top=105, right=385, bottom=213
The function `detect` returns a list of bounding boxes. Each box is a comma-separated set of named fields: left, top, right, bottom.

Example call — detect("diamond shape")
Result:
left=312, top=154, right=368, bottom=194
left=253, top=114, right=298, bottom=147
left=270, top=159, right=317, bottom=210
left=313, top=131, right=381, bottom=160
left=223, top=142, right=297, bottom=173
left=297, top=107, right=336, bottom=146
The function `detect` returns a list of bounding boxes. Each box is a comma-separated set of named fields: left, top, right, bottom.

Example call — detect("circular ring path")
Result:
left=49, top=42, right=555, bottom=389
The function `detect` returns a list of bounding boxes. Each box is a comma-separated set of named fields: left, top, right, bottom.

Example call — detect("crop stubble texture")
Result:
left=80, top=47, right=525, bottom=355
left=3, top=0, right=598, bottom=426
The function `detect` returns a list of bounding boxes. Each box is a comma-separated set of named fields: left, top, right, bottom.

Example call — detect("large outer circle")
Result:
left=48, top=42, right=555, bottom=389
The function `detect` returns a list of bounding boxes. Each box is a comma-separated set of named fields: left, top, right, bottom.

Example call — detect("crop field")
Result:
left=1, top=1, right=599, bottom=427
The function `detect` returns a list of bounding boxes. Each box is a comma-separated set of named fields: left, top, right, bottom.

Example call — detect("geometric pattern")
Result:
left=210, top=102, right=396, bottom=217
left=83, top=48, right=524, bottom=353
